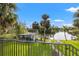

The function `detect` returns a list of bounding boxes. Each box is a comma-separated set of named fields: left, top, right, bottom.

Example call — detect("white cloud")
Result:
left=53, top=19, right=64, bottom=22
left=63, top=24, right=73, bottom=27
left=66, top=7, right=79, bottom=12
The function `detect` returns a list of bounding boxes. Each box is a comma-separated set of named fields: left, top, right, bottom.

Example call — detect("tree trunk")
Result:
left=44, top=28, right=46, bottom=42
left=53, top=34, right=55, bottom=40
left=64, top=32, right=67, bottom=41
left=41, top=35, right=42, bottom=41
left=44, top=35, right=45, bottom=42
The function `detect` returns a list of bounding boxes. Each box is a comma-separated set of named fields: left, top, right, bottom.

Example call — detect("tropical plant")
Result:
left=72, top=9, right=79, bottom=40
left=39, top=14, right=51, bottom=42
left=16, top=23, right=28, bottom=34
left=62, top=26, right=69, bottom=41
left=32, top=21, right=39, bottom=33
left=0, top=3, right=17, bottom=34
left=73, top=10, right=79, bottom=28
left=51, top=25, right=59, bottom=40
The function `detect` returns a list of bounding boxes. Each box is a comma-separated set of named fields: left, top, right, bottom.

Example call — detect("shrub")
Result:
left=0, top=34, right=16, bottom=39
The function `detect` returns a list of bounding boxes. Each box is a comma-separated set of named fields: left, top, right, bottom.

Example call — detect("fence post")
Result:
left=72, top=45, right=74, bottom=56
left=61, top=44, right=64, bottom=56
left=76, top=49, right=78, bottom=56
left=51, top=43, right=53, bottom=56
left=65, top=44, right=67, bottom=56
left=2, top=40, right=3, bottom=56
left=69, top=44, right=71, bottom=56
left=0, top=40, right=3, bottom=56
left=57, top=45, right=59, bottom=55
left=28, top=43, right=29, bottom=56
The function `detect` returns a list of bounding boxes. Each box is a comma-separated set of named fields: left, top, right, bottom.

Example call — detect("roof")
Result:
left=18, top=33, right=36, bottom=36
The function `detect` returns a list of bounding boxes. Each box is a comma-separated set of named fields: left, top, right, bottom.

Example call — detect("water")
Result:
left=50, top=32, right=77, bottom=40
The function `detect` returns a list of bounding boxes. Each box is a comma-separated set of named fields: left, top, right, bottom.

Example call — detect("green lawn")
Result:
left=61, top=40, right=79, bottom=49
left=59, top=40, right=79, bottom=56
left=0, top=41, right=52, bottom=56
left=0, top=34, right=16, bottom=39
left=51, top=40, right=79, bottom=56
left=38, top=38, right=57, bottom=43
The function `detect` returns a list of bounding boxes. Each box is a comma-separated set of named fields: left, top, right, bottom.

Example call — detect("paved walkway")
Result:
left=52, top=45, right=64, bottom=56
left=51, top=40, right=64, bottom=56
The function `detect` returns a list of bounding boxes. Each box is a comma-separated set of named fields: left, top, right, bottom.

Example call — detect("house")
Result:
left=18, top=33, right=36, bottom=41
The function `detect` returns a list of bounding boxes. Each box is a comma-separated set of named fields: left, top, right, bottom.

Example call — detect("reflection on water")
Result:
left=50, top=32, right=77, bottom=40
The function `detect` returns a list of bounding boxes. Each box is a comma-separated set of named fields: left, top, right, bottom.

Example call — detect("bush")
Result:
left=0, top=34, right=16, bottom=39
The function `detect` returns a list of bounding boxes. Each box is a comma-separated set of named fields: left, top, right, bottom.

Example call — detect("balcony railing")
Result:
left=0, top=39, right=79, bottom=56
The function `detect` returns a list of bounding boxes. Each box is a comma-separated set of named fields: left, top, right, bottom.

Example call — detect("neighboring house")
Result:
left=18, top=33, right=36, bottom=41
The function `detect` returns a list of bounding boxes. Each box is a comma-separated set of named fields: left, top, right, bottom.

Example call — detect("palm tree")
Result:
left=73, top=9, right=79, bottom=28
left=0, top=3, right=17, bottom=34
left=73, top=19, right=79, bottom=28
left=32, top=21, right=39, bottom=31
left=68, top=27, right=79, bottom=40
left=32, top=21, right=39, bottom=40
left=62, top=26, right=69, bottom=41
left=51, top=25, right=59, bottom=40
left=72, top=9, right=79, bottom=40
left=39, top=14, right=51, bottom=42
left=16, top=23, right=27, bottom=34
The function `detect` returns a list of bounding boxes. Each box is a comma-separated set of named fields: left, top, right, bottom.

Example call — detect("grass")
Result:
left=51, top=40, right=79, bottom=56
left=61, top=40, right=79, bottom=49
left=0, top=34, right=16, bottom=39
left=59, top=40, right=79, bottom=56
left=0, top=41, right=52, bottom=56
left=38, top=38, right=57, bottom=43
left=50, top=40, right=57, bottom=43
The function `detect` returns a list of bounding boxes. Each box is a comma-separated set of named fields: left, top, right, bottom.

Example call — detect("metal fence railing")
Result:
left=52, top=44, right=79, bottom=56
left=0, top=39, right=79, bottom=56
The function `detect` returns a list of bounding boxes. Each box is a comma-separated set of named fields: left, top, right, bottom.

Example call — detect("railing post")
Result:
left=57, top=45, right=59, bottom=55
left=1, top=40, right=3, bottom=56
left=2, top=40, right=3, bottom=56
left=14, top=40, right=15, bottom=56
left=65, top=44, right=67, bottom=56
left=28, top=43, right=29, bottom=56
left=62, top=45, right=64, bottom=56
left=15, top=41, right=17, bottom=56
left=30, top=43, right=32, bottom=56
left=72, top=45, right=74, bottom=56
left=69, top=44, right=71, bottom=56
left=76, top=49, right=78, bottom=56
left=51, top=43, right=53, bottom=56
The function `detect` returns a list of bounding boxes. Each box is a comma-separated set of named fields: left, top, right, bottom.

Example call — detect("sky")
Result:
left=16, top=3, right=79, bottom=28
